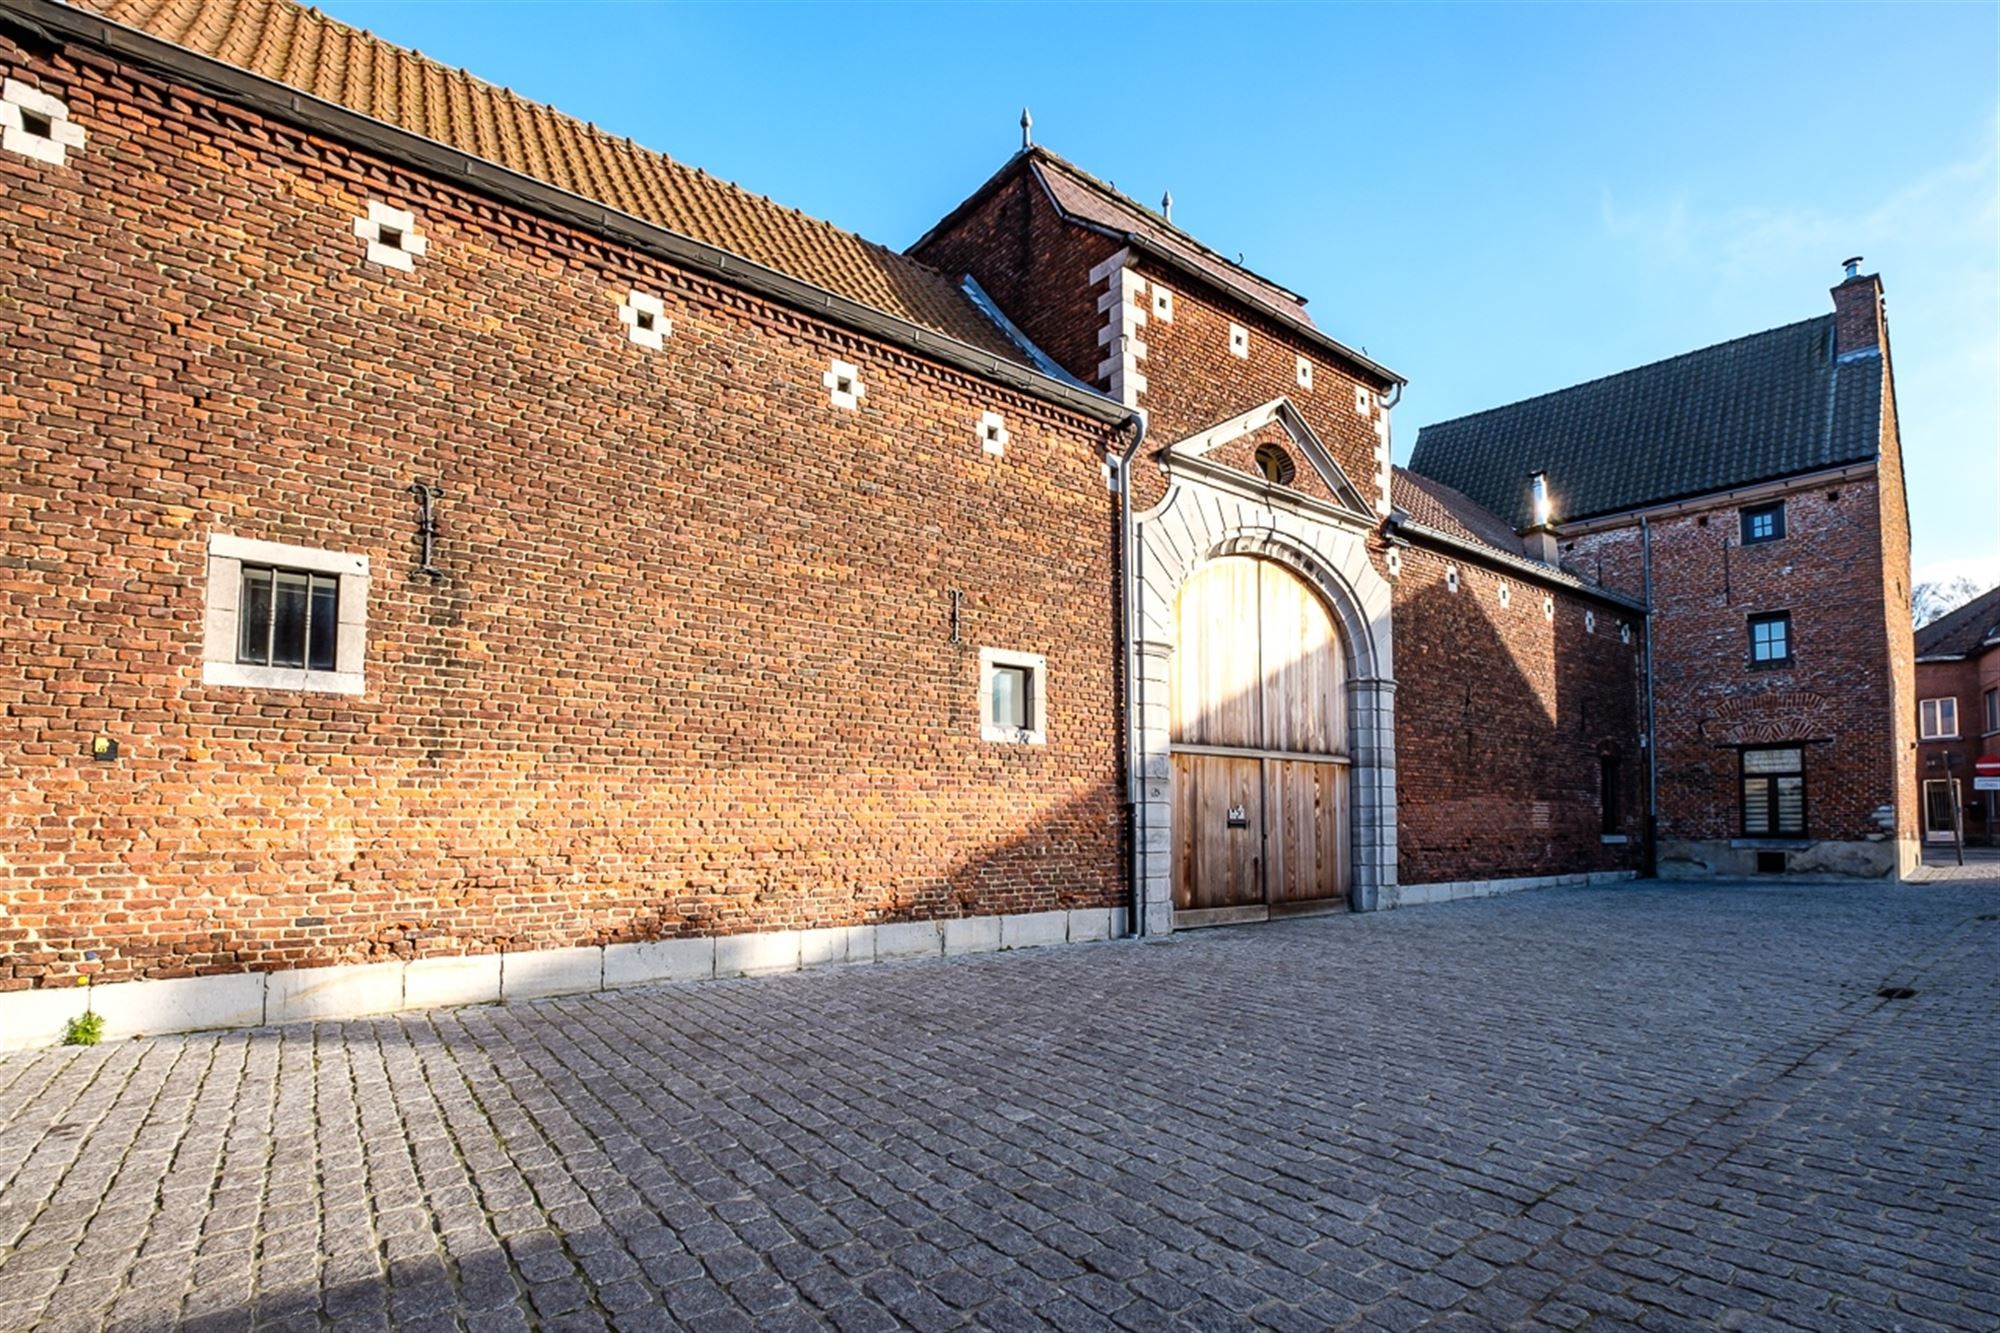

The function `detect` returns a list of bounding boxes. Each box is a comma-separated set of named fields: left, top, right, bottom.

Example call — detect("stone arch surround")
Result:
left=1130, top=476, right=1397, bottom=932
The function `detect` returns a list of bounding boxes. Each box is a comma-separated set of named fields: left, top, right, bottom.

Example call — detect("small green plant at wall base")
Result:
left=63, top=1011, right=104, bottom=1046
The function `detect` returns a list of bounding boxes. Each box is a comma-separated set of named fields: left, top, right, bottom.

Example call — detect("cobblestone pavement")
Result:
left=1, top=879, right=1996, bottom=1332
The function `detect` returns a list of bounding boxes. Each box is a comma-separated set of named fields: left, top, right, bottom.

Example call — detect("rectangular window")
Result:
left=236, top=565, right=339, bottom=672
left=1748, top=612, right=1792, bottom=666
left=991, top=665, right=1031, bottom=731
left=979, top=648, right=1048, bottom=744
left=1919, top=697, right=1959, bottom=740
left=1599, top=754, right=1621, bottom=835
left=1985, top=688, right=1998, bottom=735
left=1741, top=501, right=1785, bottom=544
left=1741, top=747, right=1805, bottom=836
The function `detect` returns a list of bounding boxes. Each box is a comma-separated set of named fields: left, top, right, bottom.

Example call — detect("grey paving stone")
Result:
left=0, top=878, right=1995, bottom=1330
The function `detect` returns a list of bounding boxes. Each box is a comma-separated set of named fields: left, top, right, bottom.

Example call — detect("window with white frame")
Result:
left=1986, top=687, right=1999, bottom=735
left=979, top=647, right=1047, bottom=744
left=1228, top=323, right=1249, bottom=359
left=1920, top=697, right=1959, bottom=740
left=204, top=534, right=368, bottom=695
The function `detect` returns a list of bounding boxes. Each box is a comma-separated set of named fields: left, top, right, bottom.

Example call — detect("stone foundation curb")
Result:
left=1390, top=869, right=1638, bottom=909
left=0, top=905, right=1131, bottom=1052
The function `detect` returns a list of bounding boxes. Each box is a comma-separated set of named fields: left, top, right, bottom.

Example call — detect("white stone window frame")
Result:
left=1228, top=323, right=1250, bottom=359
left=1295, top=356, right=1314, bottom=392
left=1151, top=285, right=1174, bottom=323
left=1542, top=594, right=1556, bottom=621
left=619, top=289, right=671, bottom=349
left=1920, top=697, right=1958, bottom=740
left=1585, top=609, right=1597, bottom=634
left=979, top=410, right=1009, bottom=457
left=352, top=201, right=427, bottom=272
left=203, top=533, right=369, bottom=695
left=1620, top=622, right=1633, bottom=644
left=1, top=79, right=85, bottom=166
left=1355, top=384, right=1373, bottom=416
left=1384, top=547, right=1402, bottom=579
left=1498, top=581, right=1512, bottom=609
left=1445, top=564, right=1459, bottom=594
left=824, top=358, right=866, bottom=411
left=979, top=647, right=1048, bottom=746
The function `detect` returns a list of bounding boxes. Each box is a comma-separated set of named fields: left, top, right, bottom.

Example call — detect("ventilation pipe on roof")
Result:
left=1842, top=255, right=1863, bottom=280
left=1521, top=471, right=1559, bottom=565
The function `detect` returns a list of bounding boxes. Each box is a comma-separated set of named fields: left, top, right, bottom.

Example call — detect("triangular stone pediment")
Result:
left=1161, top=397, right=1376, bottom=522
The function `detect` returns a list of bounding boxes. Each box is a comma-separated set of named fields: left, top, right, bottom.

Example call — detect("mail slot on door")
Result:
left=1226, top=805, right=1249, bottom=828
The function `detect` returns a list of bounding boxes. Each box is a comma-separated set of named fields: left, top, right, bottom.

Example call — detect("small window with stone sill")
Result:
left=204, top=533, right=369, bottom=695
left=1986, top=687, right=1999, bottom=736
left=1741, top=501, right=1786, bottom=544
left=979, top=647, right=1047, bottom=745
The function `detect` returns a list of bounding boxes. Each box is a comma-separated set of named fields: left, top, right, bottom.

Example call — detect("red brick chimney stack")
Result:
left=1830, top=257, right=1885, bottom=358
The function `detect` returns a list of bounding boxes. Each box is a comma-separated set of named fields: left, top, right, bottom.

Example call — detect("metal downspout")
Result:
left=1641, top=515, right=1660, bottom=877
left=1117, top=411, right=1150, bottom=936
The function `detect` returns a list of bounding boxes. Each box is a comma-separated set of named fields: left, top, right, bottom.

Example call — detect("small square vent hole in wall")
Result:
left=1756, top=850, right=1788, bottom=874
left=2, top=78, right=88, bottom=165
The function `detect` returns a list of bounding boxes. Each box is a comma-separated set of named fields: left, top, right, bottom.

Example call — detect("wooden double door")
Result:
left=1170, top=557, right=1351, bottom=923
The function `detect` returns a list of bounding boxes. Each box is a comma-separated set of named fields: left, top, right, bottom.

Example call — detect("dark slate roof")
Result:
left=1915, top=585, right=2000, bottom=658
left=1408, top=315, right=1884, bottom=527
left=1391, top=468, right=1524, bottom=557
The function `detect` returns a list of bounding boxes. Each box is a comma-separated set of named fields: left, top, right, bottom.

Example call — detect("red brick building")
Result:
left=1411, top=269, right=1919, bottom=879
left=0, top=0, right=1906, bottom=1044
left=1914, top=586, right=2000, bottom=845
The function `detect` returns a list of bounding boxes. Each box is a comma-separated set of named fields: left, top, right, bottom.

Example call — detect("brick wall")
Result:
left=1390, top=545, right=1644, bottom=884
left=1915, top=653, right=1996, bottom=844
left=1122, top=261, right=1391, bottom=514
left=0, top=35, right=1125, bottom=989
left=910, top=163, right=1395, bottom=515
left=1565, top=477, right=1903, bottom=874
left=908, top=168, right=1118, bottom=396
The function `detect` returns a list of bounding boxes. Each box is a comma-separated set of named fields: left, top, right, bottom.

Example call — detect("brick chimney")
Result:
left=1830, top=257, right=1885, bottom=358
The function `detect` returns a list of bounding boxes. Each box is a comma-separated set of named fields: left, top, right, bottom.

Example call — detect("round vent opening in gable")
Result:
left=1255, top=444, right=1297, bottom=486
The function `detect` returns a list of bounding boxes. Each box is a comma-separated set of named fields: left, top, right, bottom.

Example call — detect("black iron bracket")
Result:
left=410, top=482, right=444, bottom=578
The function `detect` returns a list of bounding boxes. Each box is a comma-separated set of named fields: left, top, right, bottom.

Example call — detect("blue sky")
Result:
left=334, top=1, right=1998, bottom=586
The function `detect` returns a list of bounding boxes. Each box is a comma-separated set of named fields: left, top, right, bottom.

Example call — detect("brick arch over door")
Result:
left=1129, top=480, right=1397, bottom=930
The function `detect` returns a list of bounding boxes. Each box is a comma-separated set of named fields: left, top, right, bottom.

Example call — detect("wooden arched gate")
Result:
left=1170, top=556, right=1350, bottom=924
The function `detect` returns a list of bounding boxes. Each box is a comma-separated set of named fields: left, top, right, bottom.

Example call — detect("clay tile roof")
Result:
left=76, top=0, right=1029, bottom=364
left=1391, top=467, right=1525, bottom=558
left=1409, top=315, right=1883, bottom=528
left=1915, top=584, right=2000, bottom=658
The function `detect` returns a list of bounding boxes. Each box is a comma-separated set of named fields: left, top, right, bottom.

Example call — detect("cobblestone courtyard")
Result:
left=1, top=879, right=1995, bottom=1332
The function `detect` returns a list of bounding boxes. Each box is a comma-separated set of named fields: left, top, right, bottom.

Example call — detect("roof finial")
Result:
left=1020, top=107, right=1033, bottom=150
left=1161, top=189, right=1173, bottom=222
